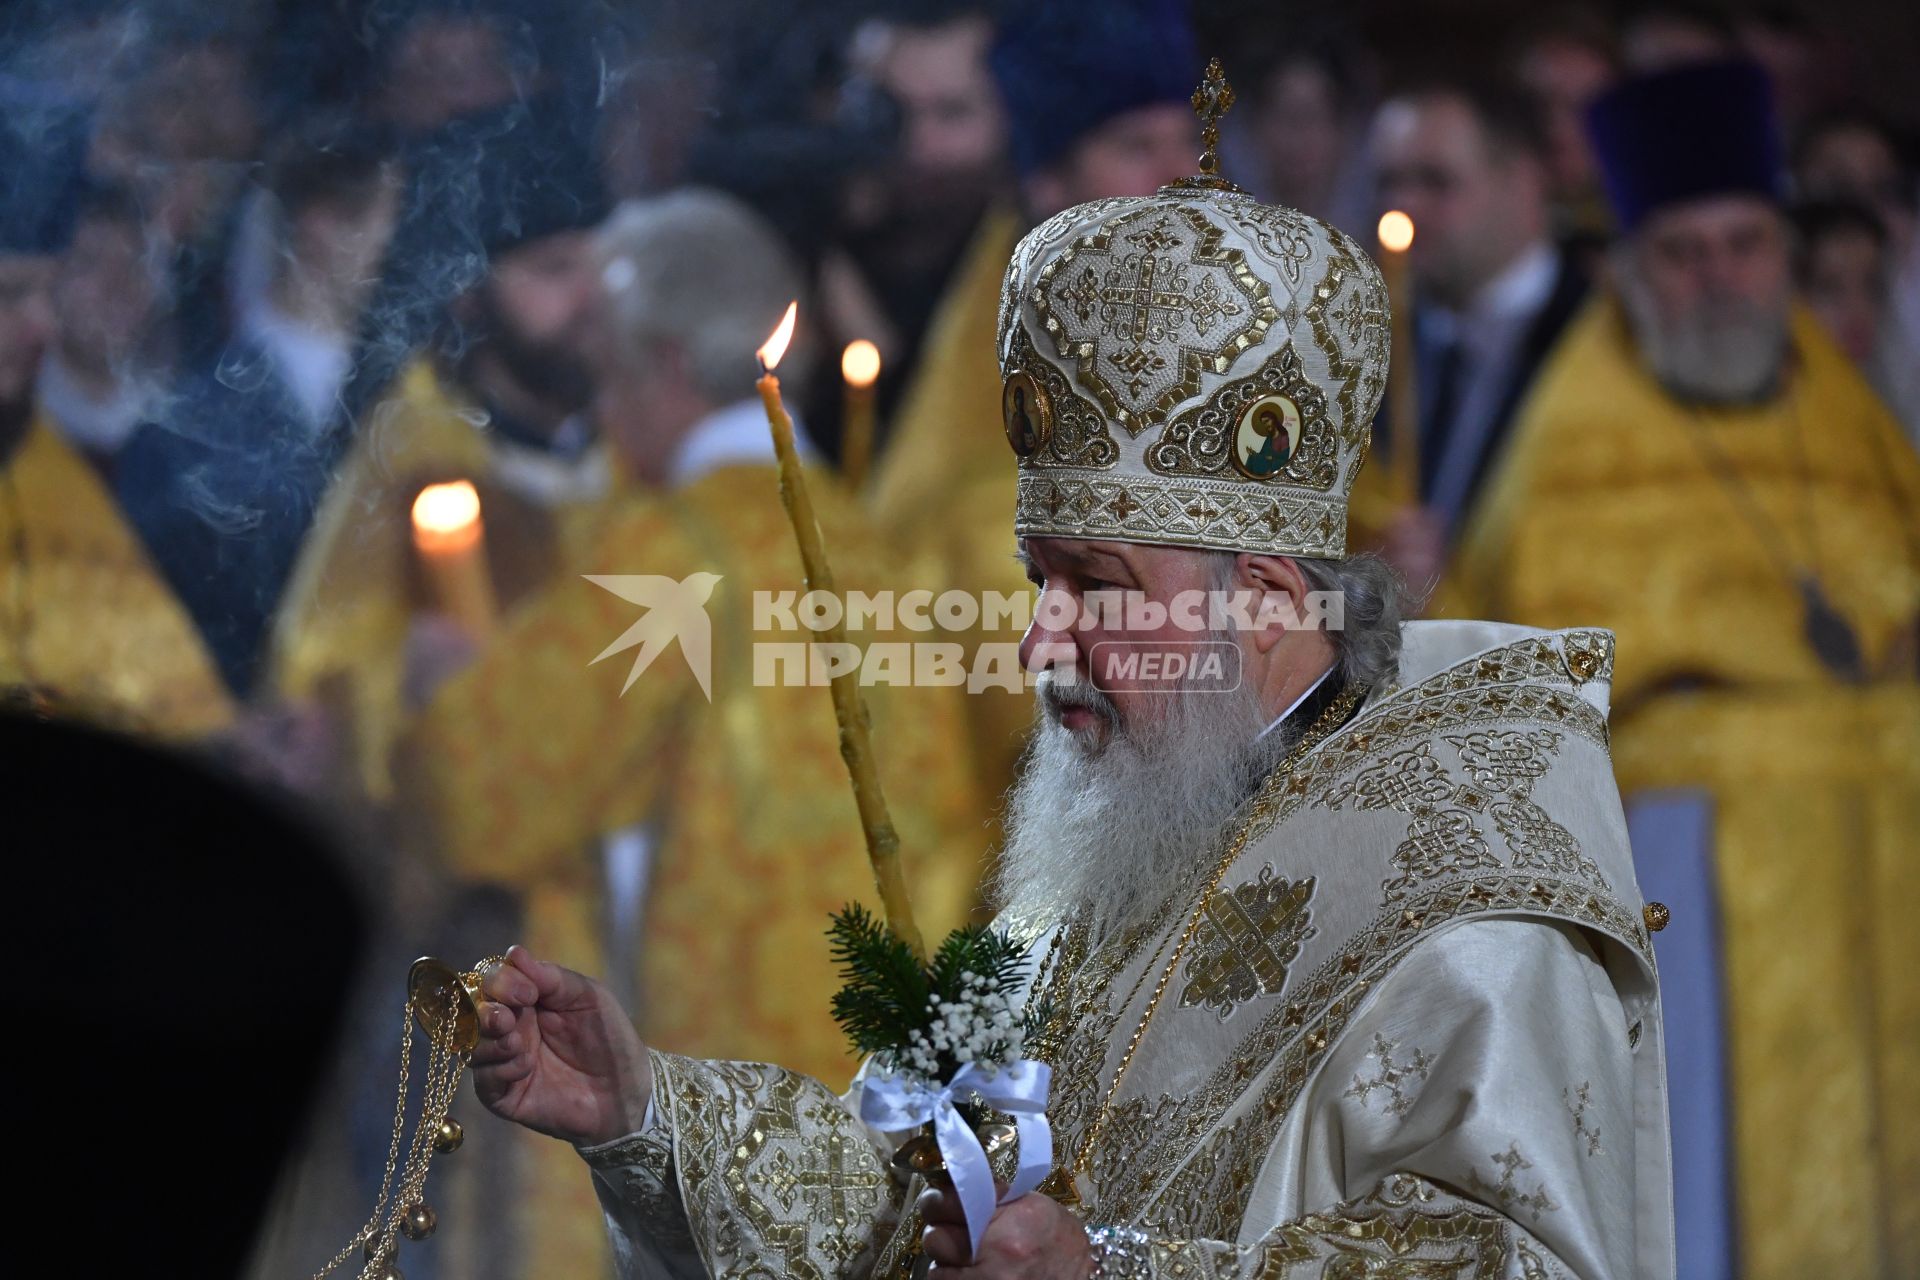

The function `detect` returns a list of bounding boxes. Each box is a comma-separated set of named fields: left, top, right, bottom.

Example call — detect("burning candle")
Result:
left=756, top=303, right=924, bottom=960
left=411, top=480, right=496, bottom=640
left=1376, top=210, right=1419, bottom=506
left=840, top=339, right=882, bottom=491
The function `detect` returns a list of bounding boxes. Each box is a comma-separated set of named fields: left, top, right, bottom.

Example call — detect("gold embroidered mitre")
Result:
left=997, top=64, right=1390, bottom=559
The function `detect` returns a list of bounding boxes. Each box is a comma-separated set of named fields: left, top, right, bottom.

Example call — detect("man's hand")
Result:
left=918, top=1186, right=1093, bottom=1279
left=472, top=946, right=654, bottom=1147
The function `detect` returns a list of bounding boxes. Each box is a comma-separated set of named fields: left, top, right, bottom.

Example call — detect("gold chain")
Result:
left=312, top=984, right=472, bottom=1279
left=1069, top=680, right=1361, bottom=1179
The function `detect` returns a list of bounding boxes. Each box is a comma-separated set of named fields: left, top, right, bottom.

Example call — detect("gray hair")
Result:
left=594, top=189, right=806, bottom=402
left=1207, top=550, right=1407, bottom=693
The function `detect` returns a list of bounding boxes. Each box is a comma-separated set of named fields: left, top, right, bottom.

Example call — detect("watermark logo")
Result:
left=586, top=573, right=723, bottom=698
left=1089, top=639, right=1243, bottom=692
left=586, top=582, right=1344, bottom=695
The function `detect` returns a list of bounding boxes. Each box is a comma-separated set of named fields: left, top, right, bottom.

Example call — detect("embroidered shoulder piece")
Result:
left=653, top=1052, right=904, bottom=1279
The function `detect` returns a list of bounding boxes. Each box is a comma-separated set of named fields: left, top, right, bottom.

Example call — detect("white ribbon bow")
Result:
left=861, top=1059, right=1053, bottom=1258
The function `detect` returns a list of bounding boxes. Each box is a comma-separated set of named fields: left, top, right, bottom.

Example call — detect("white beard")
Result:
left=993, top=649, right=1291, bottom=944
left=1618, top=270, right=1790, bottom=405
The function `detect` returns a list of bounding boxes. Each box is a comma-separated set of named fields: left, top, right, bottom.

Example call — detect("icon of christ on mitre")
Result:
left=469, top=61, right=1673, bottom=1280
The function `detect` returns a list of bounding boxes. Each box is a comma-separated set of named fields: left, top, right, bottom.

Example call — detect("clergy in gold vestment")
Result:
left=1, top=412, right=233, bottom=736
left=266, top=356, right=611, bottom=797
left=869, top=3, right=1213, bottom=822
left=1444, top=62, right=1919, bottom=1280
left=268, top=230, right=615, bottom=796
left=0, top=149, right=230, bottom=737
left=466, top=82, right=1676, bottom=1280
left=400, top=191, right=985, bottom=1278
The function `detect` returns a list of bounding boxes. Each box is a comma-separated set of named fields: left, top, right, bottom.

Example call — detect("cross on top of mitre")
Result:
left=1192, top=57, right=1235, bottom=176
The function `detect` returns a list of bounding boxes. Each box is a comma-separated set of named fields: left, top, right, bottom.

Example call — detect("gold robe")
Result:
left=0, top=415, right=232, bottom=736
left=1443, top=299, right=1920, bottom=1279
left=579, top=623, right=1674, bottom=1279
left=404, top=458, right=988, bottom=1276
left=268, top=359, right=610, bottom=797
left=868, top=207, right=1034, bottom=825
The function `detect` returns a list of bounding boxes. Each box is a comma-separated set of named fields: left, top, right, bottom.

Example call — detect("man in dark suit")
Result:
left=1358, top=77, right=1590, bottom=594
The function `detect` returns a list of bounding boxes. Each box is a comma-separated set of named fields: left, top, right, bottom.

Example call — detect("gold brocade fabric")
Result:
left=1443, top=297, right=1920, bottom=1279
left=0, top=417, right=232, bottom=736
left=266, top=360, right=604, bottom=798
left=869, top=206, right=1034, bottom=832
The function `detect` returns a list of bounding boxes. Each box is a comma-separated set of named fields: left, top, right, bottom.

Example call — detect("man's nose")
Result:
left=1018, top=587, right=1078, bottom=674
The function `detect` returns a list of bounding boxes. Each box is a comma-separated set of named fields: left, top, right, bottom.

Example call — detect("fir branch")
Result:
left=827, top=904, right=929, bottom=1057
left=828, top=906, right=1044, bottom=1080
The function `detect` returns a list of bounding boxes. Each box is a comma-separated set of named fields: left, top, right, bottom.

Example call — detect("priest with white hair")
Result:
left=468, top=70, right=1674, bottom=1280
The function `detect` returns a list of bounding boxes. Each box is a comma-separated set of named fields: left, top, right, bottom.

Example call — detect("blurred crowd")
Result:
left=2, top=2, right=1916, bottom=1279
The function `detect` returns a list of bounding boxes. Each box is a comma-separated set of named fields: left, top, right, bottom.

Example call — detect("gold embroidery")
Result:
left=1445, top=729, right=1561, bottom=794
left=1126, top=872, right=1643, bottom=1233
left=1303, top=226, right=1393, bottom=448
left=1256, top=1175, right=1511, bottom=1278
left=1179, top=867, right=1317, bottom=1018
left=1331, top=741, right=1457, bottom=812
left=1560, top=629, right=1613, bottom=685
left=1015, top=472, right=1349, bottom=557
left=580, top=1126, right=698, bottom=1254
left=1004, top=328, right=1119, bottom=469
left=1148, top=341, right=1338, bottom=488
left=1385, top=810, right=1503, bottom=899
left=1491, top=797, right=1609, bottom=888
left=997, top=197, right=1141, bottom=362
left=1034, top=204, right=1279, bottom=435
left=1466, top=1143, right=1559, bottom=1223
left=1564, top=1083, right=1604, bottom=1157
left=1224, top=202, right=1320, bottom=289
left=1345, top=1033, right=1435, bottom=1118
left=659, top=1056, right=899, bottom=1280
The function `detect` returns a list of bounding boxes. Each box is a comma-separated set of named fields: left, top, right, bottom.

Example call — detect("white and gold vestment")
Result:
left=579, top=621, right=1672, bottom=1279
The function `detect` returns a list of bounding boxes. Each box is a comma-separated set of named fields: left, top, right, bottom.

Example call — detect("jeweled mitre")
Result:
left=997, top=185, right=1389, bottom=559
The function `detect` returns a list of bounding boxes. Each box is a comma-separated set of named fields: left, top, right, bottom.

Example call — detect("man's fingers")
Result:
left=920, top=1222, right=971, bottom=1269
left=509, top=945, right=594, bottom=1005
left=917, top=1187, right=967, bottom=1225
left=472, top=1024, right=524, bottom=1066
left=487, top=954, right=541, bottom=1006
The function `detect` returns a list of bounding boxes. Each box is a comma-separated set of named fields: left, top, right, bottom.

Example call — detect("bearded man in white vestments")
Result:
left=469, top=99, right=1676, bottom=1280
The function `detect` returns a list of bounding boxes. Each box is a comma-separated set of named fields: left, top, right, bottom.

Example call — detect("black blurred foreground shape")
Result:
left=5, top=709, right=367, bottom=1277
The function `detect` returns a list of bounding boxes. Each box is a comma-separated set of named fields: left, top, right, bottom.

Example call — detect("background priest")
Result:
left=1442, top=60, right=1919, bottom=1280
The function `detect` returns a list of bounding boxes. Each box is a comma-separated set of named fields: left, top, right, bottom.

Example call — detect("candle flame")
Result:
left=841, top=339, right=881, bottom=388
left=1377, top=210, right=1415, bottom=253
left=412, top=480, right=483, bottom=546
left=758, top=301, right=799, bottom=372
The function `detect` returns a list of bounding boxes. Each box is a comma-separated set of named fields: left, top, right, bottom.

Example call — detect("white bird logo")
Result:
left=584, top=572, right=724, bottom=699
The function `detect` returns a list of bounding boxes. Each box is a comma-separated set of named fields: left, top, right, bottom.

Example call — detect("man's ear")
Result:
left=1238, top=553, right=1311, bottom=656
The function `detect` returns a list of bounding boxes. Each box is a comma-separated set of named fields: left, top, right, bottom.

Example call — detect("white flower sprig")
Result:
left=828, top=905, right=1048, bottom=1088
left=901, top=970, right=1028, bottom=1078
